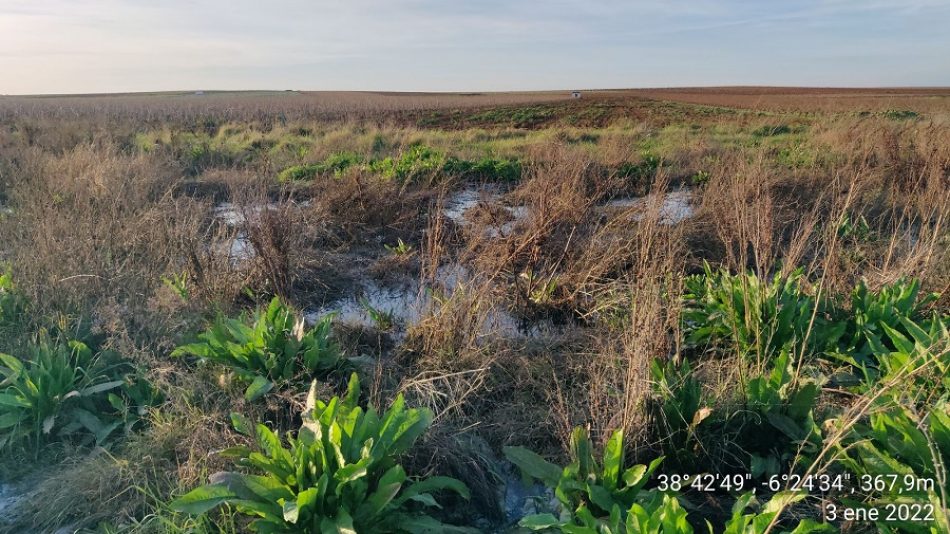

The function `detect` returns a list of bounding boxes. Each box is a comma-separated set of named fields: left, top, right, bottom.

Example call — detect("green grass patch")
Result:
left=278, top=152, right=364, bottom=182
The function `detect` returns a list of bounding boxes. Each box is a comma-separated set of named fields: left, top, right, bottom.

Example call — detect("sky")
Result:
left=1, top=0, right=949, bottom=94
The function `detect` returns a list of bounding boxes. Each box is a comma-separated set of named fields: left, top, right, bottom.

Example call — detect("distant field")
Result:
left=0, top=90, right=572, bottom=121
left=0, top=87, right=950, bottom=120
left=621, top=86, right=950, bottom=113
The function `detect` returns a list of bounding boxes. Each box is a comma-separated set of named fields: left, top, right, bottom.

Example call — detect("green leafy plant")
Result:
left=503, top=427, right=666, bottom=531
left=383, top=238, right=414, bottom=257
left=0, top=268, right=25, bottom=328
left=836, top=213, right=871, bottom=242
left=170, top=374, right=473, bottom=533
left=830, top=278, right=940, bottom=371
left=172, top=297, right=348, bottom=401
left=161, top=271, right=190, bottom=302
left=741, top=350, right=822, bottom=477
left=836, top=401, right=949, bottom=533
left=529, top=493, right=695, bottom=534
left=826, top=310, right=949, bottom=532
left=751, top=124, right=793, bottom=137
left=624, top=493, right=694, bottom=534
left=360, top=298, right=396, bottom=332
left=278, top=163, right=322, bottom=183
left=882, top=109, right=919, bottom=120
left=650, top=359, right=710, bottom=470
left=721, top=492, right=832, bottom=534
left=518, top=269, right=559, bottom=306
left=0, top=336, right=160, bottom=452
left=616, top=155, right=662, bottom=188
left=875, top=316, right=949, bottom=394
left=682, top=263, right=837, bottom=360
left=277, top=152, right=365, bottom=182
left=690, top=170, right=711, bottom=186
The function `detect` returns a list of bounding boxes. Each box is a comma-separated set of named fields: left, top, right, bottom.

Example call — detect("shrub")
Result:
left=0, top=336, right=160, bottom=452
left=172, top=297, right=349, bottom=401
left=503, top=427, right=666, bottom=531
left=170, top=374, right=474, bottom=533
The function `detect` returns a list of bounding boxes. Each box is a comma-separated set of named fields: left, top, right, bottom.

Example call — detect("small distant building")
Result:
left=571, top=91, right=582, bottom=99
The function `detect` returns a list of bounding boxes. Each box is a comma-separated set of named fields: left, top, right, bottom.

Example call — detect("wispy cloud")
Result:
left=1, top=0, right=948, bottom=93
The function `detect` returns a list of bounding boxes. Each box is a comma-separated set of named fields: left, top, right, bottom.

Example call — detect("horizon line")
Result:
left=3, top=85, right=950, bottom=98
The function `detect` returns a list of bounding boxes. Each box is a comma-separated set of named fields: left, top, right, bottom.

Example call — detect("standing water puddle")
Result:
left=0, top=479, right=37, bottom=529
left=601, top=189, right=694, bottom=225
left=443, top=188, right=497, bottom=225
left=211, top=202, right=272, bottom=263
left=444, top=186, right=693, bottom=237
left=305, top=263, right=550, bottom=340
left=443, top=187, right=530, bottom=238
left=210, top=200, right=309, bottom=264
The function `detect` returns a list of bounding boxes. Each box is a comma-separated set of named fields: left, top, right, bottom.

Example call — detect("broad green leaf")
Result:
left=245, top=375, right=274, bottom=401
left=80, top=380, right=125, bottom=396
left=503, top=446, right=562, bottom=487
left=357, top=464, right=406, bottom=518
left=230, top=412, right=252, bottom=435
left=519, top=513, right=562, bottom=530
left=0, top=393, right=30, bottom=407
left=169, top=484, right=237, bottom=515
left=0, top=353, right=25, bottom=376
left=397, top=476, right=470, bottom=505
left=0, top=411, right=24, bottom=429
left=602, top=429, right=624, bottom=489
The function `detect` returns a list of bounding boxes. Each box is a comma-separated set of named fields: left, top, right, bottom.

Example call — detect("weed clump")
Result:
left=172, top=297, right=351, bottom=401
left=0, top=335, right=161, bottom=452
left=171, top=374, right=473, bottom=532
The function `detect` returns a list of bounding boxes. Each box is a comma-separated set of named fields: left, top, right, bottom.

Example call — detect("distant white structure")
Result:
left=194, top=90, right=205, bottom=96
left=571, top=91, right=582, bottom=99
